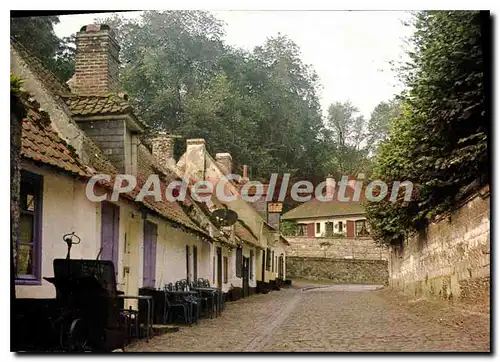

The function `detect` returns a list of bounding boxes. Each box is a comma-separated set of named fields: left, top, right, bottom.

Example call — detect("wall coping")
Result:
left=287, top=256, right=388, bottom=263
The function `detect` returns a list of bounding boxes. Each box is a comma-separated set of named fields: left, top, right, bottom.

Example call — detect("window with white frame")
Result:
left=355, top=219, right=369, bottom=236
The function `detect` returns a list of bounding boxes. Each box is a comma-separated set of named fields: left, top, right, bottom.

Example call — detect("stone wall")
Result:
left=287, top=257, right=388, bottom=285
left=389, top=187, right=490, bottom=303
left=286, top=236, right=388, bottom=260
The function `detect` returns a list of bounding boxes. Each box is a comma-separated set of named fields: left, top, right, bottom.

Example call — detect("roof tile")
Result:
left=20, top=101, right=91, bottom=178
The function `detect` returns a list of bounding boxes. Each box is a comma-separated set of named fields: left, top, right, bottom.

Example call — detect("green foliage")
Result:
left=96, top=11, right=327, bottom=180
left=10, top=16, right=75, bottom=81
left=10, top=74, right=23, bottom=96
left=323, top=101, right=372, bottom=178
left=366, top=11, right=488, bottom=246
left=280, top=220, right=298, bottom=236
left=367, top=99, right=402, bottom=154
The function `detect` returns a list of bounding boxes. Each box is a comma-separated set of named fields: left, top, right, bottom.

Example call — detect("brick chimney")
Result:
left=215, top=153, right=232, bottom=175
left=151, top=132, right=177, bottom=170
left=73, top=24, right=120, bottom=95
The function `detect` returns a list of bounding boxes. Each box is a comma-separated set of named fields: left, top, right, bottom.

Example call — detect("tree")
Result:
left=96, top=11, right=327, bottom=181
left=10, top=16, right=75, bottom=81
left=324, top=101, right=371, bottom=177
left=366, top=98, right=402, bottom=154
left=366, top=11, right=488, bottom=246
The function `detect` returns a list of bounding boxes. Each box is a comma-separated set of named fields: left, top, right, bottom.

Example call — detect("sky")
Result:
left=54, top=10, right=414, bottom=119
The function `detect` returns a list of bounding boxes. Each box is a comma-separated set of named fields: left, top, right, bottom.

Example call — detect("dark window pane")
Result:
left=20, top=213, right=34, bottom=244
left=17, top=244, right=34, bottom=275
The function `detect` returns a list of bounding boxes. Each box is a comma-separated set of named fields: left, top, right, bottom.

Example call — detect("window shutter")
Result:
left=249, top=250, right=254, bottom=279
left=186, top=245, right=190, bottom=281
left=346, top=220, right=355, bottom=237
left=236, top=247, right=242, bottom=278
left=306, top=223, right=315, bottom=237
left=223, top=256, right=228, bottom=283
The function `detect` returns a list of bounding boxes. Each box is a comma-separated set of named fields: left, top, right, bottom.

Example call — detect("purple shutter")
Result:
left=143, top=221, right=157, bottom=288
left=101, top=202, right=119, bottom=273
left=150, top=223, right=157, bottom=286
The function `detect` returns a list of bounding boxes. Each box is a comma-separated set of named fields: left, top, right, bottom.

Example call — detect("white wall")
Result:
left=15, top=163, right=100, bottom=299
left=153, top=218, right=209, bottom=288
left=298, top=215, right=367, bottom=237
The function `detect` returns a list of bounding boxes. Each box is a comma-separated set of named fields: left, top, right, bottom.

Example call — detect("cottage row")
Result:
left=11, top=24, right=288, bottom=306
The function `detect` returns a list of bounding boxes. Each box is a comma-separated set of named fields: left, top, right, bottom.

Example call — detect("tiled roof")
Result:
left=62, top=95, right=148, bottom=128
left=20, top=97, right=91, bottom=178
left=11, top=40, right=71, bottom=99
left=282, top=185, right=366, bottom=220
left=234, top=220, right=260, bottom=247
left=95, top=174, right=209, bottom=236
left=11, top=40, right=209, bottom=237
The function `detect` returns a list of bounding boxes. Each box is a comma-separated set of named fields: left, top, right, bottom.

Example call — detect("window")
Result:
left=193, top=245, right=198, bottom=281
left=338, top=221, right=343, bottom=233
left=297, top=224, right=307, bottom=236
left=223, top=256, right=228, bottom=283
left=356, top=220, right=370, bottom=237
left=236, top=247, right=243, bottom=278
left=316, top=222, right=321, bottom=234
left=15, top=171, right=43, bottom=284
left=249, top=250, right=254, bottom=280
left=272, top=251, right=275, bottom=272
left=325, top=222, right=334, bottom=237
left=275, top=256, right=278, bottom=273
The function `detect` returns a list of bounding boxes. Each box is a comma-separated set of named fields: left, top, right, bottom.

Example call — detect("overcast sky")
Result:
left=54, top=10, right=414, bottom=119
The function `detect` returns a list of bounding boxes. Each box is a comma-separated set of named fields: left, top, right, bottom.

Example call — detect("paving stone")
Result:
left=125, top=286, right=490, bottom=352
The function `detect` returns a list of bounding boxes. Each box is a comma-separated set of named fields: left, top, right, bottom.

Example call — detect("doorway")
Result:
left=101, top=201, right=119, bottom=274
left=216, top=247, right=222, bottom=289
left=242, top=257, right=250, bottom=297
left=143, top=221, right=158, bottom=288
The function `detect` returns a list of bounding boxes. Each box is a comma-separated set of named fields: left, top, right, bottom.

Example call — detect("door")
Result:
left=261, top=249, right=266, bottom=281
left=278, top=254, right=284, bottom=280
left=307, top=223, right=315, bottom=237
left=242, top=257, right=250, bottom=297
left=216, top=247, right=222, bottom=289
left=101, top=202, right=119, bottom=273
left=143, top=221, right=157, bottom=288
left=346, top=220, right=355, bottom=237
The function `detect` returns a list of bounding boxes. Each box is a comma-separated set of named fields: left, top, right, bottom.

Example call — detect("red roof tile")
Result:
left=21, top=101, right=91, bottom=178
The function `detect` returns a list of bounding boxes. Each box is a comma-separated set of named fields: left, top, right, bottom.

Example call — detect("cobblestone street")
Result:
left=126, top=283, right=490, bottom=352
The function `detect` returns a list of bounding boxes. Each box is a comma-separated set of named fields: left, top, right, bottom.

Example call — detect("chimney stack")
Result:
left=151, top=132, right=177, bottom=170
left=241, top=165, right=249, bottom=184
left=215, top=153, right=232, bottom=175
left=73, top=24, right=120, bottom=95
left=326, top=176, right=336, bottom=197
left=185, top=138, right=206, bottom=181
